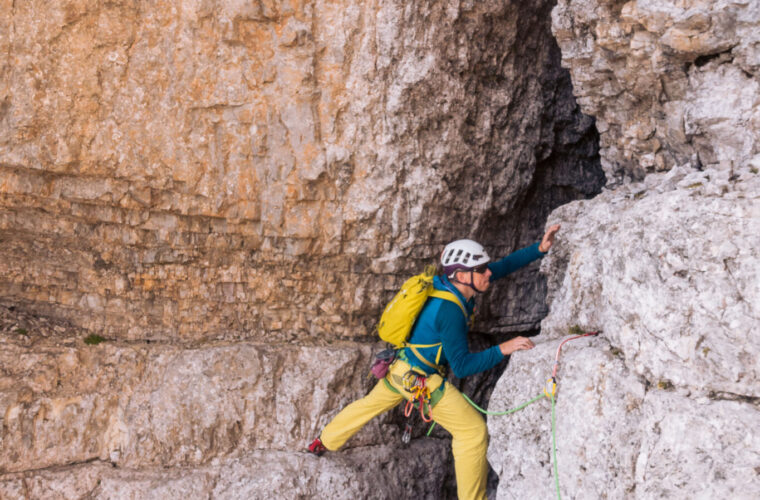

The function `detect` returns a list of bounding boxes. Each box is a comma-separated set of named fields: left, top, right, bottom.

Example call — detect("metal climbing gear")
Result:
left=401, top=421, right=413, bottom=444
left=544, top=377, right=557, bottom=398
left=401, top=370, right=424, bottom=392
left=402, top=370, right=433, bottom=423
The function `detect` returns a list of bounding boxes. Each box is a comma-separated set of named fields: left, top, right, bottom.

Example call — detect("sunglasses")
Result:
left=472, top=263, right=489, bottom=274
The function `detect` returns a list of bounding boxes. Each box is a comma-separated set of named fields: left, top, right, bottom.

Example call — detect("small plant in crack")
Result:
left=84, top=334, right=107, bottom=345
left=567, top=325, right=584, bottom=335
left=656, top=379, right=674, bottom=390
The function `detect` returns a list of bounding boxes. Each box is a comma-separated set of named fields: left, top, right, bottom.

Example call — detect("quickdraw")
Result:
left=401, top=370, right=434, bottom=423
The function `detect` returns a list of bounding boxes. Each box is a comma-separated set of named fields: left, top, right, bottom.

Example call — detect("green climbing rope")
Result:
left=424, top=389, right=562, bottom=500
left=419, top=331, right=601, bottom=498
left=462, top=392, right=546, bottom=416
left=426, top=392, right=546, bottom=436
left=551, top=392, right=561, bottom=500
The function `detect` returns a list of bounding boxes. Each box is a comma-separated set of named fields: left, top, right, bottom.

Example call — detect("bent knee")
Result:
left=451, top=417, right=488, bottom=451
left=473, top=419, right=488, bottom=448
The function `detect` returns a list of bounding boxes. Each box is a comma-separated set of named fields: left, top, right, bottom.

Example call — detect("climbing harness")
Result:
left=421, top=331, right=600, bottom=500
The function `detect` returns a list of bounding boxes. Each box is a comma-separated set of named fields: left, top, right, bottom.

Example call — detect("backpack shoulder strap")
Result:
left=405, top=288, right=472, bottom=375
left=408, top=345, right=444, bottom=372
left=428, top=289, right=470, bottom=321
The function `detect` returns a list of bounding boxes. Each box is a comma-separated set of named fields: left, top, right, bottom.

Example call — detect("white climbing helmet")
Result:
left=441, top=239, right=490, bottom=276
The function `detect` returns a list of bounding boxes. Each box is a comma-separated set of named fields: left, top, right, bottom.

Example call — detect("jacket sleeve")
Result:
left=436, top=302, right=504, bottom=378
left=488, top=242, right=545, bottom=282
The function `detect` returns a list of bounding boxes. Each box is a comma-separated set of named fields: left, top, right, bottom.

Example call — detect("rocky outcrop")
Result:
left=1, top=304, right=450, bottom=497
left=552, top=0, right=760, bottom=182
left=0, top=325, right=375, bottom=473
left=488, top=1, right=760, bottom=498
left=0, top=445, right=450, bottom=500
left=489, top=168, right=760, bottom=499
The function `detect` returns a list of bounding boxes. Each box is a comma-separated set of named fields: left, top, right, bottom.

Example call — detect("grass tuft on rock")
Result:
left=657, top=379, right=674, bottom=390
left=567, top=325, right=584, bottom=335
left=84, top=334, right=107, bottom=345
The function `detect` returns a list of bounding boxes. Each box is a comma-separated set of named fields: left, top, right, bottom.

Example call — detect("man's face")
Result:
left=456, top=267, right=492, bottom=293
left=472, top=266, right=492, bottom=292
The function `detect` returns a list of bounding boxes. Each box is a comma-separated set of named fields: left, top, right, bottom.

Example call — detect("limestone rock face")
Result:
left=0, top=445, right=450, bottom=500
left=552, top=0, right=760, bottom=182
left=0, top=0, right=602, bottom=342
left=541, top=167, right=760, bottom=397
left=489, top=168, right=760, bottom=498
left=0, top=0, right=601, bottom=498
left=488, top=1, right=760, bottom=496
left=1, top=306, right=452, bottom=497
left=0, top=315, right=382, bottom=473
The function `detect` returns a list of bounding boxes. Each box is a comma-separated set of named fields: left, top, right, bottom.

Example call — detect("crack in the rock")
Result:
left=706, top=390, right=760, bottom=407
left=0, top=457, right=103, bottom=478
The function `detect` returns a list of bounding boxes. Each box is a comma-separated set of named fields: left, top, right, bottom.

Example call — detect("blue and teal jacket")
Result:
left=402, top=242, right=545, bottom=379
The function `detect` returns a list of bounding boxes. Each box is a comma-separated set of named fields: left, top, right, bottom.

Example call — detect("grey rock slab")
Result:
left=0, top=338, right=395, bottom=472
left=0, top=443, right=448, bottom=500
left=488, top=337, right=644, bottom=500
left=540, top=168, right=760, bottom=398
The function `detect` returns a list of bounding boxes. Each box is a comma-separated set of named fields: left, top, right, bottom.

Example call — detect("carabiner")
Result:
left=544, top=377, right=557, bottom=398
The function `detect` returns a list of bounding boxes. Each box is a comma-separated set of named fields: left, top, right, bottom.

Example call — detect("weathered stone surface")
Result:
left=489, top=335, right=760, bottom=499
left=488, top=339, right=645, bottom=499
left=0, top=300, right=457, bottom=497
left=490, top=166, right=759, bottom=498
left=552, top=0, right=760, bottom=182
left=541, top=166, right=760, bottom=397
left=0, top=0, right=601, bottom=342
left=488, top=3, right=760, bottom=495
left=0, top=321, right=392, bottom=473
left=489, top=149, right=759, bottom=498
left=0, top=443, right=449, bottom=499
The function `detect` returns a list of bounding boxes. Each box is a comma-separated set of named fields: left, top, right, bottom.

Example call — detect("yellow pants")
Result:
left=320, top=359, right=488, bottom=500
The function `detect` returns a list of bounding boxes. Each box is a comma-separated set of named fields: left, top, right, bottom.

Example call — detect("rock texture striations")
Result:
left=552, top=0, right=760, bottom=183
left=0, top=0, right=602, bottom=498
left=489, top=1, right=760, bottom=498
left=0, top=0, right=601, bottom=342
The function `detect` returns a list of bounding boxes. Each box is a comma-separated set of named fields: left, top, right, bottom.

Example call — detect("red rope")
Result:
left=552, top=331, right=600, bottom=379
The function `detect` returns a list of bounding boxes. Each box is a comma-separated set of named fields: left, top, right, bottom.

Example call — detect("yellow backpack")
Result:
left=377, top=266, right=470, bottom=370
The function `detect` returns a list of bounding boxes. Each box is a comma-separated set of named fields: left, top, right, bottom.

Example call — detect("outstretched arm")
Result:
left=437, top=303, right=504, bottom=378
left=488, top=224, right=561, bottom=281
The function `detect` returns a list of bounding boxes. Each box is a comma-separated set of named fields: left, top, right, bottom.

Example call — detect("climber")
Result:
left=308, top=224, right=561, bottom=500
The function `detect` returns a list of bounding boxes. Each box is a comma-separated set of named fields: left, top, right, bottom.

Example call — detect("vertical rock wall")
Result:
left=489, top=1, right=760, bottom=498
left=0, top=0, right=601, bottom=342
left=0, top=0, right=602, bottom=497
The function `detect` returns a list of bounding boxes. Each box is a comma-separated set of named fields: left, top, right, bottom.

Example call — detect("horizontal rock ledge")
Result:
left=0, top=338, right=401, bottom=473
left=0, top=443, right=449, bottom=499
